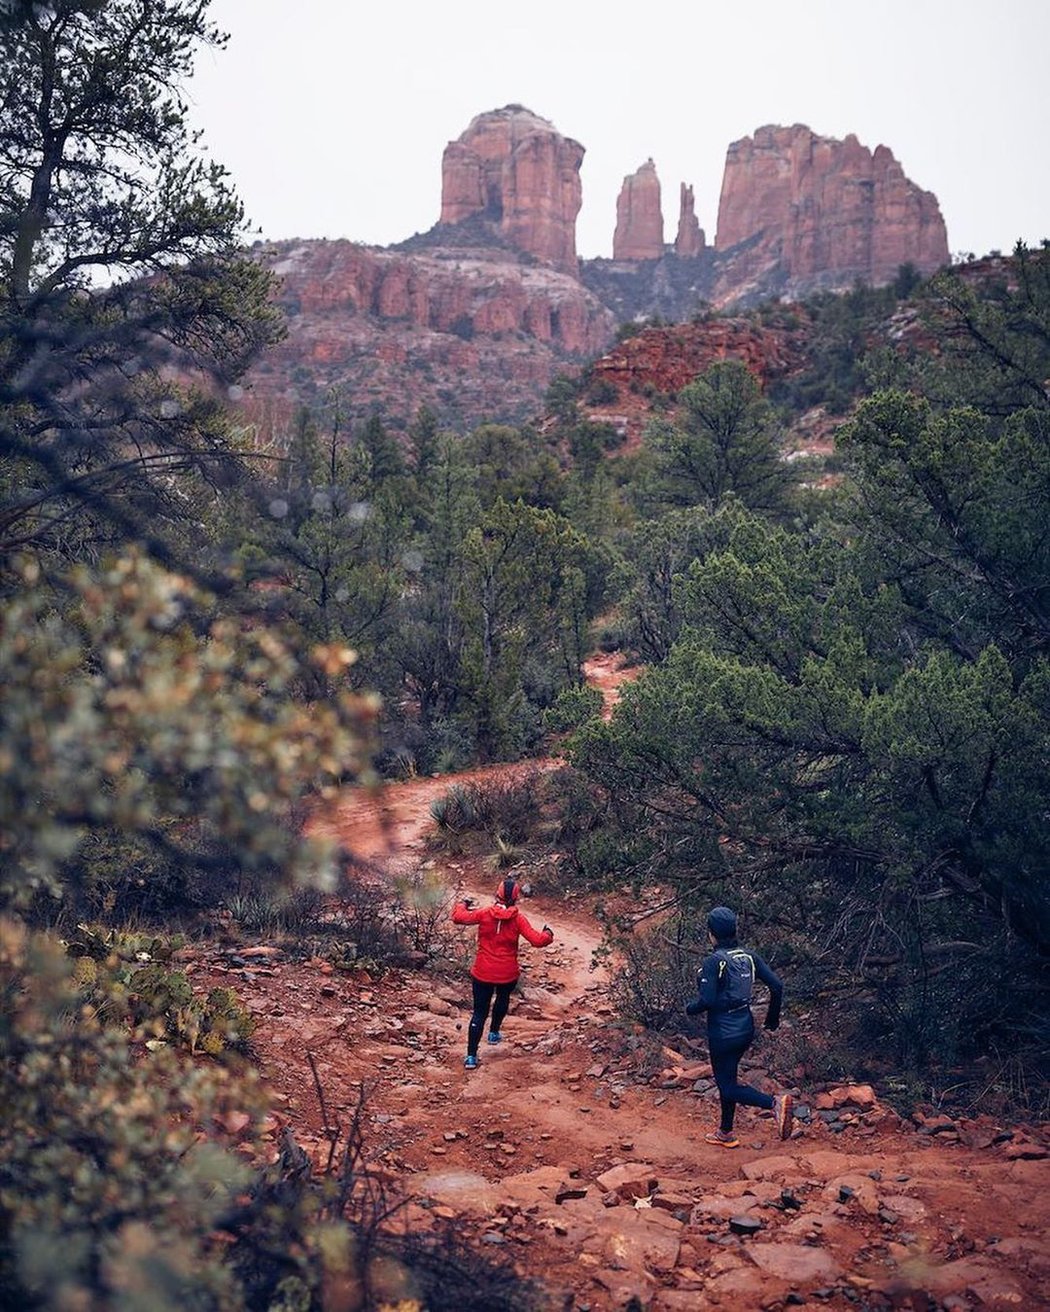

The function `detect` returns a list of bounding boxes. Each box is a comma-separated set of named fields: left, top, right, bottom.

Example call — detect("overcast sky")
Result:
left=188, top=0, right=1049, bottom=263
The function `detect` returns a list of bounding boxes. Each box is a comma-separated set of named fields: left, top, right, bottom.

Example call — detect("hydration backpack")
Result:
left=715, top=948, right=755, bottom=1010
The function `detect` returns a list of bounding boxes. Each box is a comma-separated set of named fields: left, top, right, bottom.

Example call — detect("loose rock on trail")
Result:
left=187, top=653, right=1049, bottom=1310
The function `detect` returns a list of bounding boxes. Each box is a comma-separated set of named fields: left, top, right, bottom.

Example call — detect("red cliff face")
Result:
left=241, top=238, right=616, bottom=438
left=574, top=317, right=812, bottom=449
left=714, top=124, right=949, bottom=296
left=440, top=105, right=583, bottom=274
left=612, top=160, right=665, bottom=261
left=674, top=183, right=705, bottom=258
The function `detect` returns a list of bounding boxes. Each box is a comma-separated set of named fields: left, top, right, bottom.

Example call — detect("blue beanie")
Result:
left=707, top=906, right=738, bottom=942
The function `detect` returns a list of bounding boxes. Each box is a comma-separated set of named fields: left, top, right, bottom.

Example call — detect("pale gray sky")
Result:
left=188, top=0, right=1049, bottom=262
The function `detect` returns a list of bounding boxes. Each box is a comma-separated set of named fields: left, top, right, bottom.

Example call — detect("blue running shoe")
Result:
left=487, top=1031, right=503, bottom=1045
left=463, top=1054, right=479, bottom=1070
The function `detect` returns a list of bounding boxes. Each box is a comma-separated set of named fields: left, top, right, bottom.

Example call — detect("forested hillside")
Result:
left=2, top=3, right=1048, bottom=1309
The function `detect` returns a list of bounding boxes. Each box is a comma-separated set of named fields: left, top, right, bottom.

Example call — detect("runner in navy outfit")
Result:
left=685, top=906, right=794, bottom=1147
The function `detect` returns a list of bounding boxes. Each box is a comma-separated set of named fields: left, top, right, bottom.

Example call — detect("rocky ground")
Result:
left=183, top=655, right=1050, bottom=1311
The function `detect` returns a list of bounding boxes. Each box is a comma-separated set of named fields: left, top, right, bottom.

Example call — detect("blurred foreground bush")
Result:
left=0, top=552, right=379, bottom=919
left=0, top=917, right=545, bottom=1311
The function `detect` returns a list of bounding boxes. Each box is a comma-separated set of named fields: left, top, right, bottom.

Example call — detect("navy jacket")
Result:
left=686, top=942, right=783, bottom=1053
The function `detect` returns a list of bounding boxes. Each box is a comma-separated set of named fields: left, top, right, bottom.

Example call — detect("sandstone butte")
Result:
left=439, top=104, right=584, bottom=275
left=713, top=123, right=950, bottom=297
left=239, top=106, right=950, bottom=436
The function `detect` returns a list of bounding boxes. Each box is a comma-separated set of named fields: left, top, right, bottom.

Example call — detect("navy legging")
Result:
left=711, top=1043, right=774, bottom=1131
left=467, top=978, right=515, bottom=1056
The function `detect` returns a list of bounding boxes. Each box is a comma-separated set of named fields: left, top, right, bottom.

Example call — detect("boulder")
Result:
left=745, top=1242, right=842, bottom=1284
left=595, top=1162, right=660, bottom=1200
left=822, top=1173, right=881, bottom=1215
left=580, top=1206, right=682, bottom=1274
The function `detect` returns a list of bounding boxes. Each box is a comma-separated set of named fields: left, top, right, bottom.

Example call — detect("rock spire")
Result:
left=612, top=159, right=665, bottom=260
left=674, top=183, right=705, bottom=258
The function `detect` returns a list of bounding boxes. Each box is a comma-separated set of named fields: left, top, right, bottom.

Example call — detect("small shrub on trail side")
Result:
left=225, top=886, right=329, bottom=938
left=391, top=865, right=455, bottom=956
left=429, top=782, right=477, bottom=837
left=329, top=856, right=403, bottom=964
left=428, top=772, right=546, bottom=855
left=0, top=917, right=263, bottom=1309
left=542, top=682, right=604, bottom=735
left=62, top=926, right=256, bottom=1059
left=600, top=921, right=701, bottom=1031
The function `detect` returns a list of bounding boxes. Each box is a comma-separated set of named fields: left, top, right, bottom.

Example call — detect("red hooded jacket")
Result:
left=452, top=900, right=553, bottom=984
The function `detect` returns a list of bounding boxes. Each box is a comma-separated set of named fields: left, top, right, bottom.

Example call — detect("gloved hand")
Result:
left=462, top=897, right=475, bottom=909
left=685, top=999, right=701, bottom=1017
left=542, top=924, right=553, bottom=936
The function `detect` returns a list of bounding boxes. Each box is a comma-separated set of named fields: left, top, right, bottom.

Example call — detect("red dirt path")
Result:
left=187, top=652, right=1050, bottom=1311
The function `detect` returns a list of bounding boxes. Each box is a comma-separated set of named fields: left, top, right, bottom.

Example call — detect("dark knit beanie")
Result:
left=707, top=906, right=738, bottom=942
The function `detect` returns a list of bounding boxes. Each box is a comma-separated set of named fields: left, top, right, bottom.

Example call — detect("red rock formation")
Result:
left=590, top=317, right=808, bottom=401
left=572, top=318, right=811, bottom=448
left=714, top=124, right=949, bottom=291
left=612, top=160, right=664, bottom=261
left=231, top=112, right=957, bottom=441
left=674, top=183, right=705, bottom=258
left=240, top=238, right=616, bottom=437
left=439, top=106, right=583, bottom=274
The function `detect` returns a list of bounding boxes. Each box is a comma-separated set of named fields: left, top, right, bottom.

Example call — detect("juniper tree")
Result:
left=0, top=0, right=282, bottom=568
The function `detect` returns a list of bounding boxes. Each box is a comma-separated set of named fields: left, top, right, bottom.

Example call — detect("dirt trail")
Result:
left=308, top=651, right=633, bottom=863
left=191, top=652, right=1050, bottom=1311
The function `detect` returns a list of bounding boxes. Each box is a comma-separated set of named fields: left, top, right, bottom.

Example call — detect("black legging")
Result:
left=711, top=1043, right=774, bottom=1132
left=467, top=978, right=515, bottom=1056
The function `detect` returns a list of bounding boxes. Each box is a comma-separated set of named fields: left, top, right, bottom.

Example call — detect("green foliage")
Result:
left=544, top=372, right=582, bottom=422
left=227, top=405, right=410, bottom=688
left=585, top=377, right=619, bottom=406
left=0, top=552, right=377, bottom=914
left=0, top=0, right=284, bottom=565
left=429, top=784, right=477, bottom=834
left=543, top=682, right=604, bottom=734
left=604, top=928, right=700, bottom=1030
left=842, top=388, right=1050, bottom=664
left=391, top=867, right=454, bottom=956
left=457, top=499, right=592, bottom=758
left=0, top=917, right=260, bottom=1309
left=770, top=277, right=911, bottom=415
left=225, top=887, right=328, bottom=938
left=461, top=423, right=562, bottom=512
left=646, top=359, right=795, bottom=514
left=226, top=418, right=618, bottom=775
left=617, top=502, right=744, bottom=662
left=126, top=963, right=255, bottom=1056
left=428, top=773, right=546, bottom=855
left=914, top=242, right=1050, bottom=418
left=570, top=249, right=1050, bottom=1096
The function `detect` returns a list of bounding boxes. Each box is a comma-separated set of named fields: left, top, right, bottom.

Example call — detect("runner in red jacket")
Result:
left=452, top=877, right=554, bottom=1069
